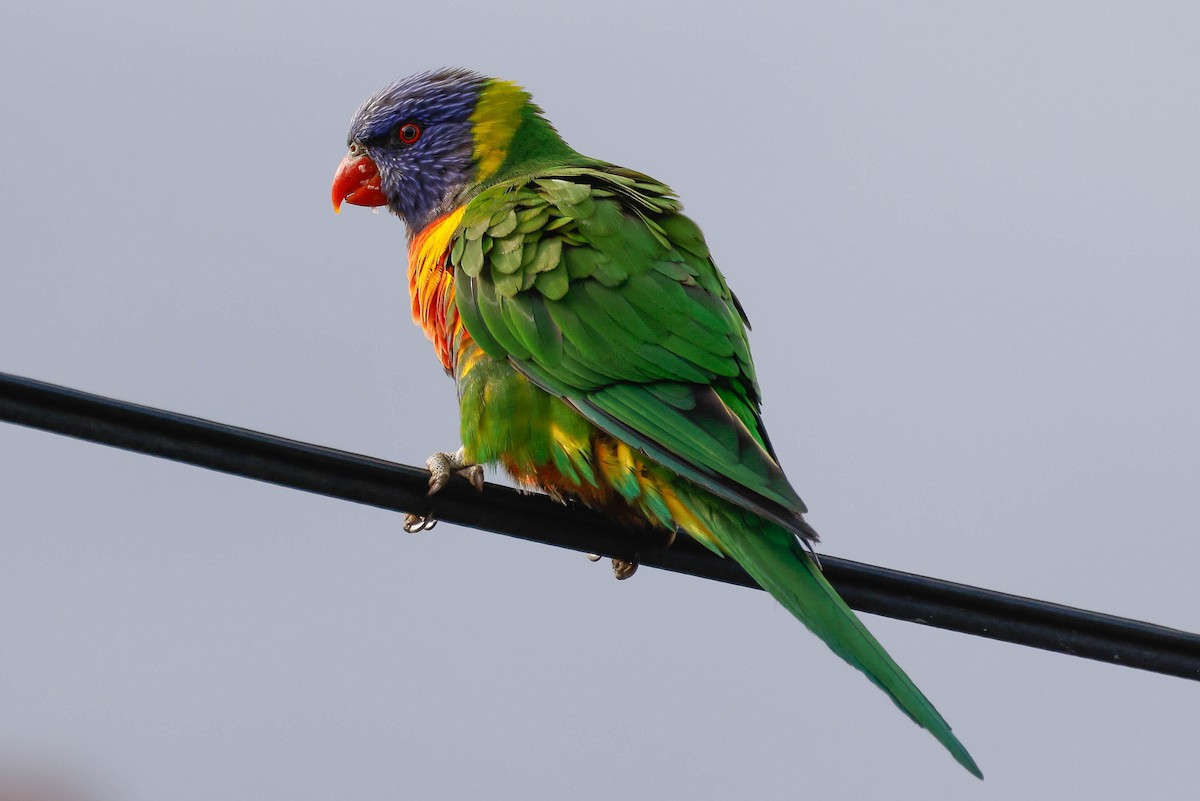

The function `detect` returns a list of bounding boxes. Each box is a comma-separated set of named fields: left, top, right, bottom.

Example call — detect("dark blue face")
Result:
left=347, top=68, right=486, bottom=231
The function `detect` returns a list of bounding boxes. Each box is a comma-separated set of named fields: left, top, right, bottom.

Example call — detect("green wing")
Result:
left=451, top=166, right=816, bottom=542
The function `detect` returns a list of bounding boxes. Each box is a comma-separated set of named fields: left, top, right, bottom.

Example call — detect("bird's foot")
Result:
left=402, top=447, right=484, bottom=533
left=402, top=514, right=439, bottom=533
left=612, top=557, right=638, bottom=580
left=586, top=553, right=639, bottom=580
left=585, top=526, right=677, bottom=580
left=425, top=447, right=485, bottom=494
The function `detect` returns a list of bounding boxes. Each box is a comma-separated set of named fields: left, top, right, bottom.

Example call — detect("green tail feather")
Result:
left=701, top=498, right=983, bottom=778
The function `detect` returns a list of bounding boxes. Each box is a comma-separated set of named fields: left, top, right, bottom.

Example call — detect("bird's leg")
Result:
left=402, top=447, right=485, bottom=533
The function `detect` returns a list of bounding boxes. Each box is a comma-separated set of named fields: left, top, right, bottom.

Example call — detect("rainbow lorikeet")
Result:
left=331, top=68, right=980, bottom=777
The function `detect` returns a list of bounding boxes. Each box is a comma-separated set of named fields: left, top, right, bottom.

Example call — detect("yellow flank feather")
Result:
left=660, top=483, right=719, bottom=549
left=455, top=342, right=487, bottom=381
left=469, top=80, right=529, bottom=182
left=614, top=441, right=632, bottom=473
left=594, top=440, right=622, bottom=487
left=591, top=434, right=719, bottom=548
left=550, top=423, right=587, bottom=459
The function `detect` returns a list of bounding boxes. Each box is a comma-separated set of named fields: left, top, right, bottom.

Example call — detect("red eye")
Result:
left=396, top=122, right=421, bottom=144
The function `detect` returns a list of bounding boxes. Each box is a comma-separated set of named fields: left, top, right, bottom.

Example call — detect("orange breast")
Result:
left=408, top=208, right=470, bottom=373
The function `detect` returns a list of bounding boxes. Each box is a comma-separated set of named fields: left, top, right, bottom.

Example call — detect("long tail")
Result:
left=688, top=491, right=983, bottom=778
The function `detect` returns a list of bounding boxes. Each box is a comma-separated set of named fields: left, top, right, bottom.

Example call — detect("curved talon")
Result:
left=584, top=552, right=637, bottom=579
left=461, top=464, right=485, bottom=493
left=612, top=557, right=638, bottom=581
left=403, top=513, right=438, bottom=533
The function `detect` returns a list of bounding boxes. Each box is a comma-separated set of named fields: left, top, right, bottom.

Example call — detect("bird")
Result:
left=331, top=68, right=981, bottom=778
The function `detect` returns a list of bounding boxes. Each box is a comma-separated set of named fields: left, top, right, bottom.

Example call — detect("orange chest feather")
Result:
left=408, top=208, right=470, bottom=373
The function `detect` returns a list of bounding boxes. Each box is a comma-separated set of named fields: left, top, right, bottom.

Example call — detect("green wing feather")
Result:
left=452, top=166, right=816, bottom=539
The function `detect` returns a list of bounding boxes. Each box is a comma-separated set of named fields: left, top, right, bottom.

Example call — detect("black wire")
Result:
left=3, top=370, right=1199, bottom=681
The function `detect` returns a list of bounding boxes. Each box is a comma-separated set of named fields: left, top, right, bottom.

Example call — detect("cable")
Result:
left=3, top=369, right=1199, bottom=680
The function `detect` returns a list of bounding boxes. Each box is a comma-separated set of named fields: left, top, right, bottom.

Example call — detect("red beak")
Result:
left=331, top=152, right=388, bottom=212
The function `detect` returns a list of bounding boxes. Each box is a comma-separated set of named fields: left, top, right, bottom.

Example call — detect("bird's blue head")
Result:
left=332, top=68, right=577, bottom=233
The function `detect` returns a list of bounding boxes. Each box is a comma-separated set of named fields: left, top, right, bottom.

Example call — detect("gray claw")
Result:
left=461, top=464, right=485, bottom=493
left=612, top=558, right=638, bottom=580
left=403, top=513, right=437, bottom=533
left=585, top=553, right=639, bottom=579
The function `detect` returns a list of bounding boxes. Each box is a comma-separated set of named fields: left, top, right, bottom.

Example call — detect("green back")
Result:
left=449, top=165, right=813, bottom=538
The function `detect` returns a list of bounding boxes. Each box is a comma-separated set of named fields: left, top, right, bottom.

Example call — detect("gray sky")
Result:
left=2, top=2, right=1199, bottom=798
